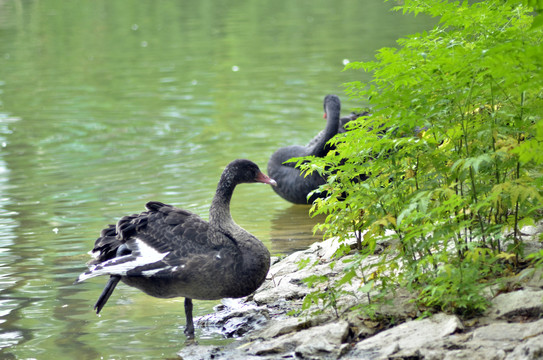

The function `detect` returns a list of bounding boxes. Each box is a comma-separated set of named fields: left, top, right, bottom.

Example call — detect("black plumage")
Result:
left=305, top=110, right=370, bottom=149
left=76, top=159, right=276, bottom=338
left=267, top=94, right=342, bottom=204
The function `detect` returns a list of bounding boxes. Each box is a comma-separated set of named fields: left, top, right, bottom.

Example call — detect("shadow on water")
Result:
left=269, top=204, right=326, bottom=254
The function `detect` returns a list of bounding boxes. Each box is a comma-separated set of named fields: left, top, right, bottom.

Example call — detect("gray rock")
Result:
left=248, top=320, right=350, bottom=359
left=520, top=219, right=543, bottom=237
left=251, top=314, right=331, bottom=339
left=196, top=298, right=269, bottom=337
left=252, top=237, right=361, bottom=306
left=346, top=313, right=463, bottom=359
left=253, top=276, right=311, bottom=305
left=178, top=345, right=222, bottom=360
left=178, top=344, right=262, bottom=360
left=486, top=288, right=543, bottom=320
left=506, top=334, right=543, bottom=360
left=473, top=318, right=543, bottom=342
left=344, top=317, right=543, bottom=360
left=517, top=267, right=543, bottom=288
left=438, top=319, right=543, bottom=360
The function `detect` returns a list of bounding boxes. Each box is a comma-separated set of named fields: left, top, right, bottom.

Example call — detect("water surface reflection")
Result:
left=269, top=205, right=326, bottom=254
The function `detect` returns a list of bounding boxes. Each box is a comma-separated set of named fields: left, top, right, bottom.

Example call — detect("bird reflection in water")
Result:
left=269, top=205, right=326, bottom=254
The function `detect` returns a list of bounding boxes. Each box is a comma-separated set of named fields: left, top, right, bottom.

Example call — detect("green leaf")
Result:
left=359, top=280, right=374, bottom=293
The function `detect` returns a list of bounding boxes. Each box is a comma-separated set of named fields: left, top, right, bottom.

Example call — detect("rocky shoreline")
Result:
left=179, top=222, right=543, bottom=360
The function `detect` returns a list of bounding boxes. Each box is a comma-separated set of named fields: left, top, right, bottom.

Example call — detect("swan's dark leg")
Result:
left=94, top=275, right=121, bottom=314
left=184, top=298, right=195, bottom=338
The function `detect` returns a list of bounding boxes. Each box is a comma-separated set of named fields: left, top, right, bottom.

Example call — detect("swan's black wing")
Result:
left=76, top=201, right=234, bottom=282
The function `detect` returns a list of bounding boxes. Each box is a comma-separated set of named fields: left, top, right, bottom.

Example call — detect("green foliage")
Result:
left=297, top=0, right=543, bottom=317
left=418, top=249, right=498, bottom=316
left=300, top=273, right=345, bottom=318
left=527, top=249, right=543, bottom=267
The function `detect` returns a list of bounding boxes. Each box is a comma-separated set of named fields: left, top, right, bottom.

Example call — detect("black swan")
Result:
left=306, top=110, right=370, bottom=149
left=267, top=94, right=342, bottom=204
left=75, top=159, right=276, bottom=338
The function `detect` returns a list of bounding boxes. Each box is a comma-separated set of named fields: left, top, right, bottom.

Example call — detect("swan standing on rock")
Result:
left=268, top=94, right=341, bottom=204
left=75, top=159, right=276, bottom=338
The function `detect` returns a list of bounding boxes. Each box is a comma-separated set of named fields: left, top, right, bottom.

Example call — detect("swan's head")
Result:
left=323, top=94, right=341, bottom=119
left=224, top=159, right=277, bottom=186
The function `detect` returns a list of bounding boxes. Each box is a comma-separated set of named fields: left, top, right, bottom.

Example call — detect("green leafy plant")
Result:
left=418, top=248, right=499, bottom=316
left=297, top=0, right=543, bottom=317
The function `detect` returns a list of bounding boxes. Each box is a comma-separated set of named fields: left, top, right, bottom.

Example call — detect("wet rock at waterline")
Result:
left=196, top=299, right=270, bottom=338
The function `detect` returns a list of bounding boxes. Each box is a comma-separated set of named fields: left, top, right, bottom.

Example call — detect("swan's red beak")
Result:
left=257, top=172, right=277, bottom=186
left=323, top=113, right=327, bottom=119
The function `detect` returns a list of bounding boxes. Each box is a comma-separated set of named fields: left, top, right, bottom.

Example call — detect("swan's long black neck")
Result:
left=310, top=96, right=341, bottom=157
left=209, top=174, right=236, bottom=230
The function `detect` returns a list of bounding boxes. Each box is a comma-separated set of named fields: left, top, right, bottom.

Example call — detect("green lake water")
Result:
left=0, top=1, right=433, bottom=358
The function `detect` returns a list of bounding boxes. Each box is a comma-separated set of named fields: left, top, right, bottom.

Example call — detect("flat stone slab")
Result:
left=345, top=313, right=463, bottom=359
left=485, top=288, right=543, bottom=320
left=248, top=320, right=350, bottom=359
